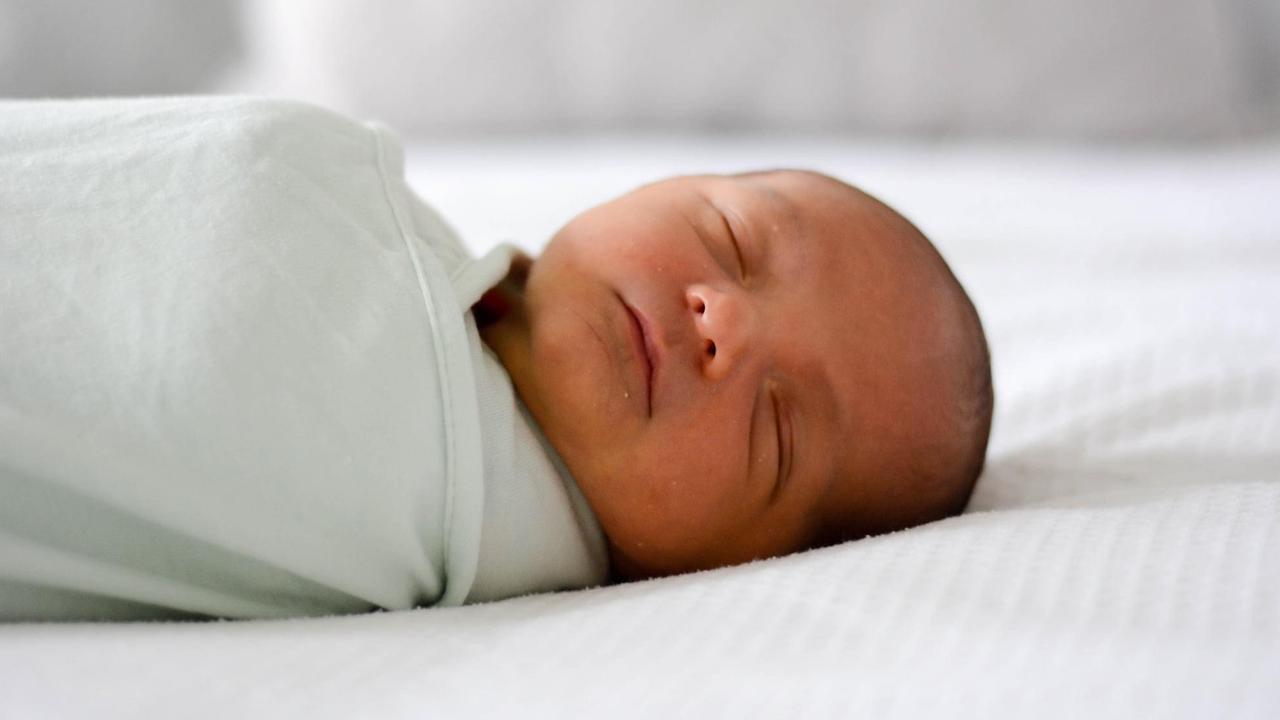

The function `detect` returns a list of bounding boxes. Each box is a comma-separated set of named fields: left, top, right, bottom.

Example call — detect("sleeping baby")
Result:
left=0, top=98, right=992, bottom=621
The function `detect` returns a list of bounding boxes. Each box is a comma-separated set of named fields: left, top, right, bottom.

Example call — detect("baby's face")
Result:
left=513, top=171, right=962, bottom=579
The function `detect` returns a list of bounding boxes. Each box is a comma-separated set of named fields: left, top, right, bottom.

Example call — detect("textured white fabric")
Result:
left=1, top=136, right=1278, bottom=717
left=0, top=97, right=607, bottom=620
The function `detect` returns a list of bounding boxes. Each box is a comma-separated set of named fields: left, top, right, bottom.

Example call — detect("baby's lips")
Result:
left=634, top=306, right=664, bottom=411
left=620, top=296, right=656, bottom=416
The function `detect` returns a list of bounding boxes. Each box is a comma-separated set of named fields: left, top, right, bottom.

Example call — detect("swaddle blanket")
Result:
left=0, top=97, right=608, bottom=620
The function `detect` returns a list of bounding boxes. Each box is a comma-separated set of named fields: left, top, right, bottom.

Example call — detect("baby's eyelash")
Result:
left=714, top=208, right=746, bottom=278
left=771, top=391, right=785, bottom=499
left=728, top=227, right=746, bottom=279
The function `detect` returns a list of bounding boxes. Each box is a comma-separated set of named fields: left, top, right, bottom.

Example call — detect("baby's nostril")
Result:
left=706, top=340, right=716, bottom=358
left=694, top=299, right=706, bottom=314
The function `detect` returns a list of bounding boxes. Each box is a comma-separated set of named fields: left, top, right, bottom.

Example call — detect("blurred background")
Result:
left=2, top=0, right=1278, bottom=142
left=3, top=0, right=1278, bottom=262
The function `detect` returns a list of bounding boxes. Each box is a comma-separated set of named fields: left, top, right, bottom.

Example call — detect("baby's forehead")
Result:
left=710, top=172, right=896, bottom=265
left=720, top=171, right=873, bottom=226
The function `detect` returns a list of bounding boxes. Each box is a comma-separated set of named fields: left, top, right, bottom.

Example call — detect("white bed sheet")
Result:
left=3, top=137, right=1278, bottom=718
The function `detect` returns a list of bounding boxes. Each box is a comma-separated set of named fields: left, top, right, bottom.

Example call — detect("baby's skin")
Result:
left=479, top=170, right=992, bottom=581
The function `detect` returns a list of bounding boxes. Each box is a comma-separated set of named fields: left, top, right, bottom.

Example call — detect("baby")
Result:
left=0, top=98, right=991, bottom=620
left=480, top=170, right=993, bottom=581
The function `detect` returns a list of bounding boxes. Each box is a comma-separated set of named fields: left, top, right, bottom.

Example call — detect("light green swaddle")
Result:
left=0, top=97, right=608, bottom=621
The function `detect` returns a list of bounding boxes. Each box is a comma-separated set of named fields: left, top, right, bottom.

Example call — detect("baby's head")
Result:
left=483, top=170, right=992, bottom=581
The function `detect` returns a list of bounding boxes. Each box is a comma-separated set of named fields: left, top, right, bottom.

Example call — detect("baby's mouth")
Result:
left=620, top=297, right=656, bottom=416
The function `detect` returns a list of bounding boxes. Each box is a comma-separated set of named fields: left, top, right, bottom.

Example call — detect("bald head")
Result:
left=515, top=166, right=993, bottom=580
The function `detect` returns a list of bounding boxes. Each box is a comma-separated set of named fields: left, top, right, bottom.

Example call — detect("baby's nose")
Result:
left=685, top=283, right=754, bottom=381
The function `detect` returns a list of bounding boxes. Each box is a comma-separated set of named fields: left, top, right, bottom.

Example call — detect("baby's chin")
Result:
left=604, top=538, right=701, bottom=582
left=597, top=505, right=802, bottom=581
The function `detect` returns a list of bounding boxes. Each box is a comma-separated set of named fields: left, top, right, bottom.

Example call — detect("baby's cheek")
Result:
left=637, top=445, right=733, bottom=531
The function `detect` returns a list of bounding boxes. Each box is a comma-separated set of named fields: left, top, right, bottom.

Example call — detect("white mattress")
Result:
left=3, top=137, right=1278, bottom=718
